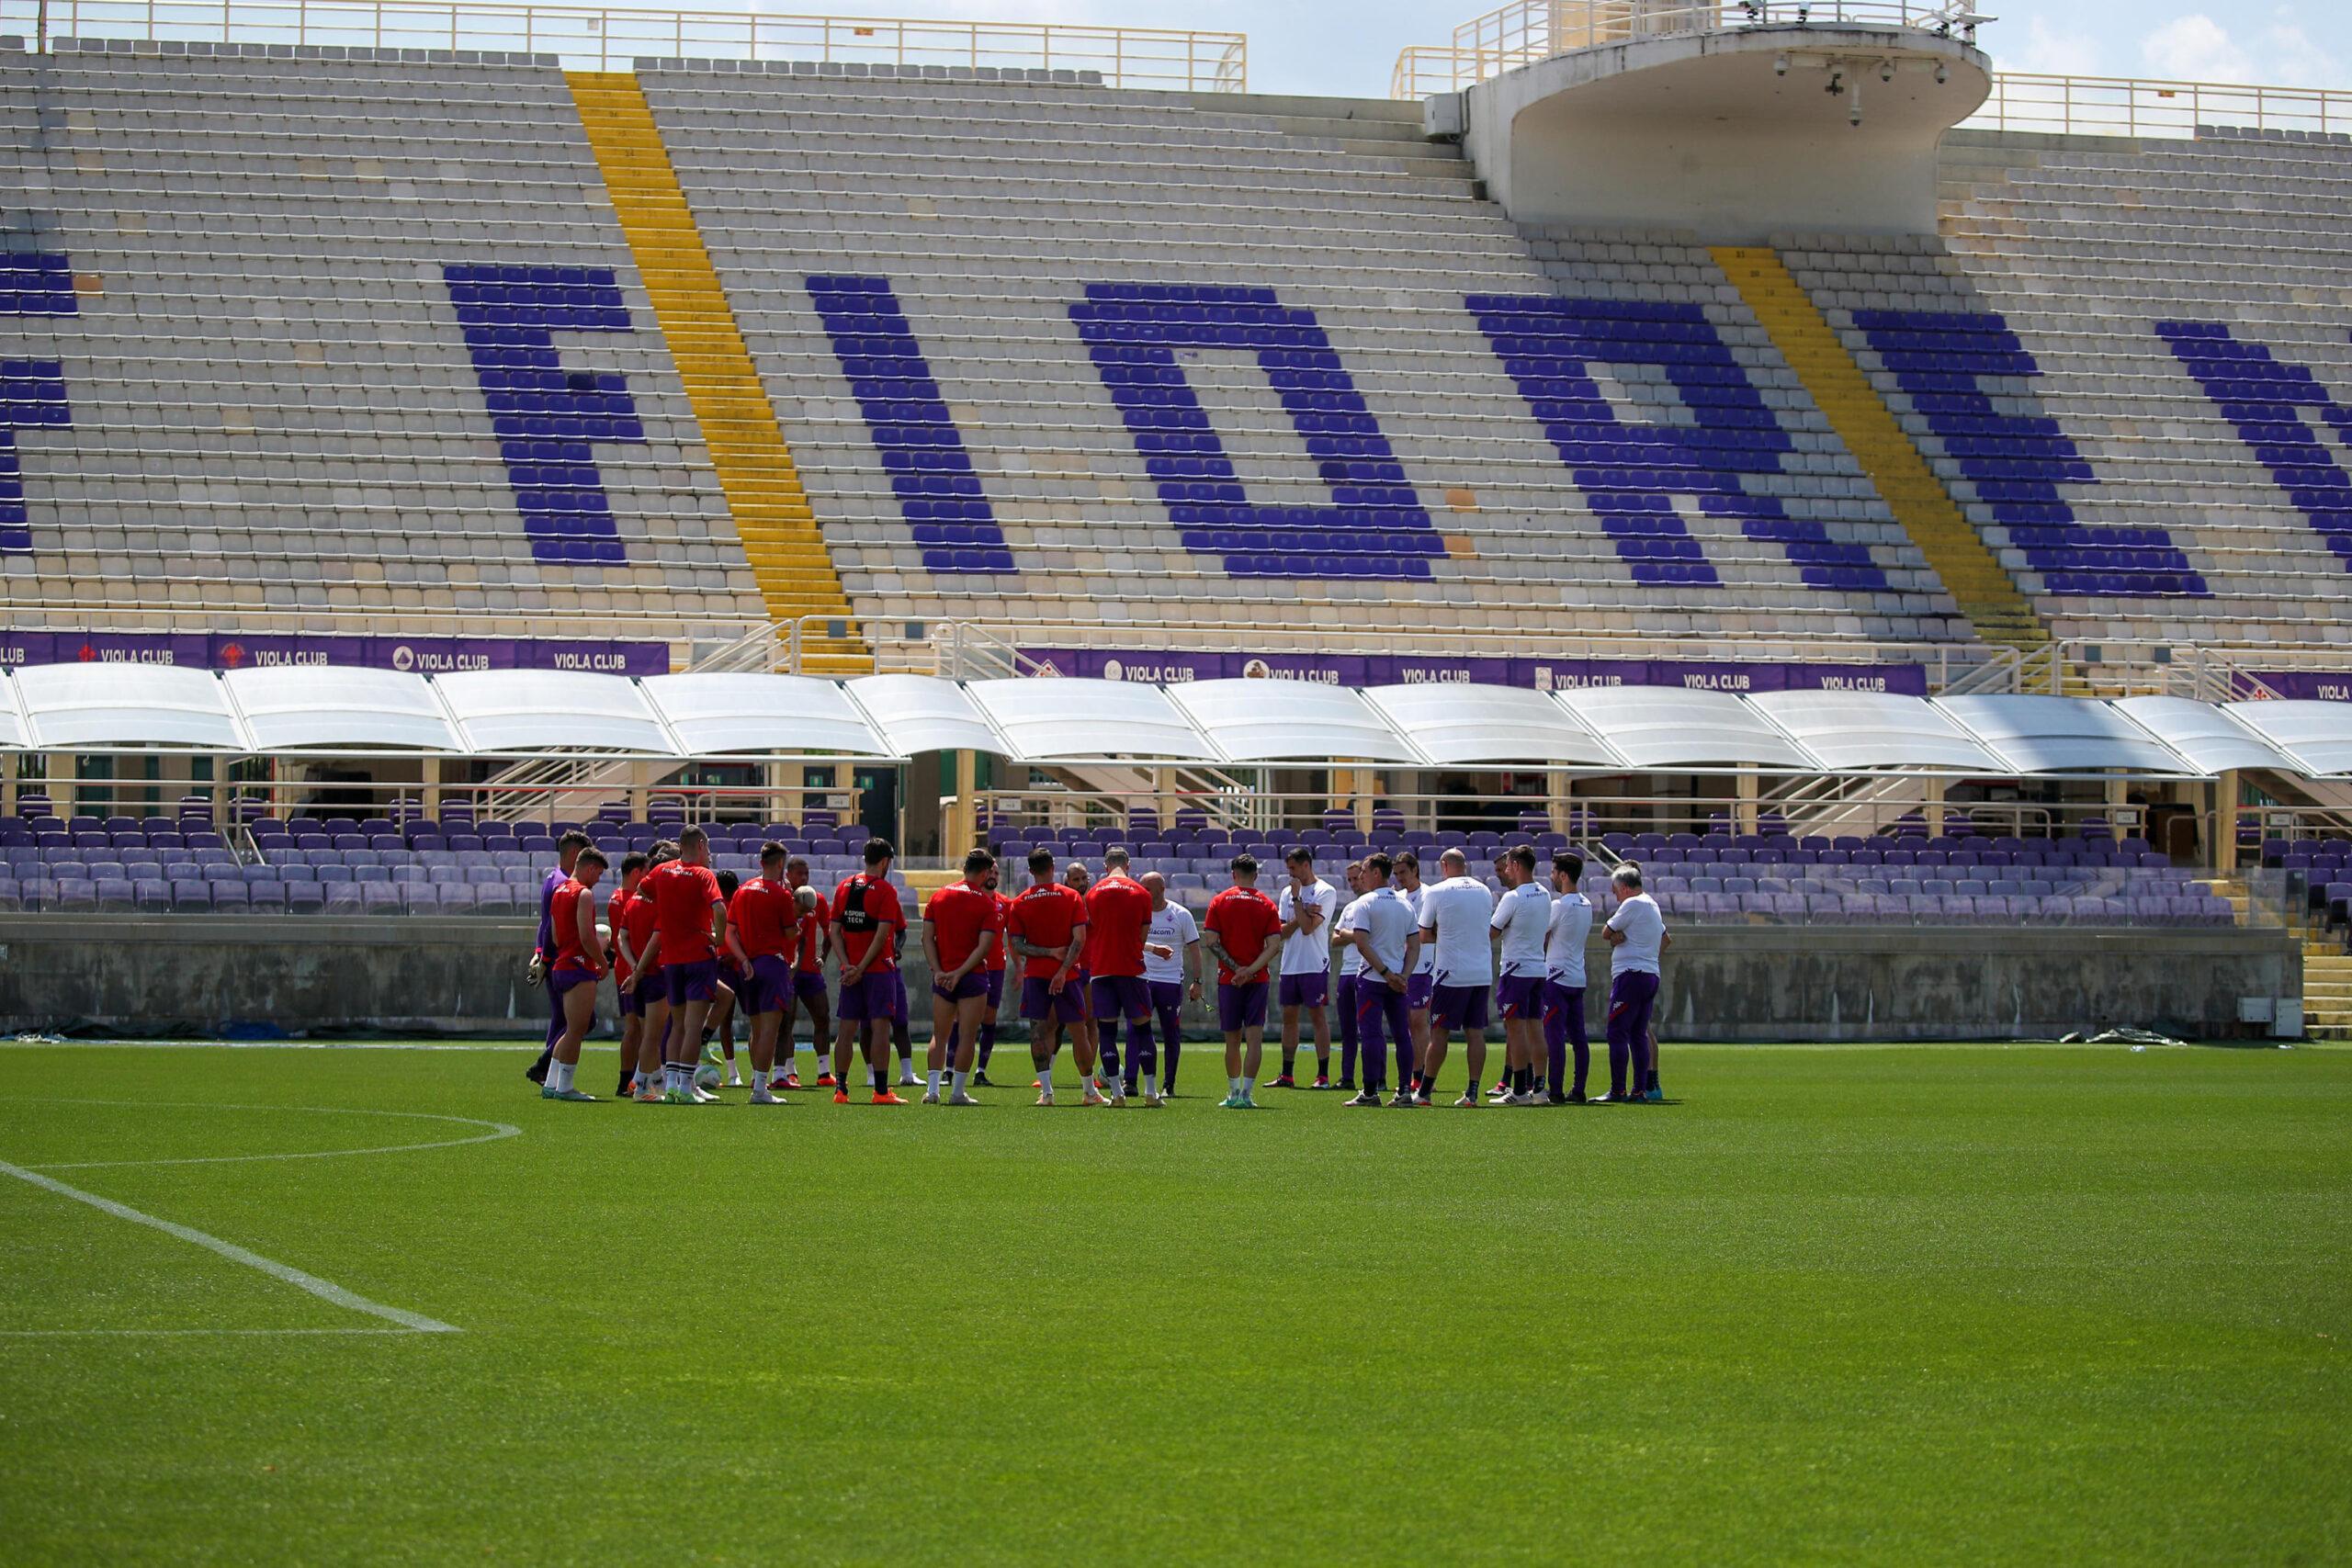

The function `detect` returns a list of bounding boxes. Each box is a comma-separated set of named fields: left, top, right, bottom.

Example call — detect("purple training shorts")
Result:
left=983, top=968, right=1005, bottom=1009
left=1091, top=973, right=1152, bottom=1022
left=1406, top=972, right=1434, bottom=1010
left=1496, top=973, right=1545, bottom=1021
left=664, top=958, right=722, bottom=1006
left=837, top=969, right=895, bottom=1021
left=617, top=983, right=643, bottom=1018
left=1430, top=980, right=1490, bottom=1032
left=933, top=971, right=989, bottom=1002
left=1021, top=974, right=1086, bottom=1024
left=793, top=968, right=829, bottom=1003
left=1217, top=979, right=1269, bottom=1033
left=748, top=954, right=796, bottom=1014
left=888, top=970, right=910, bottom=1026
left=1278, top=971, right=1329, bottom=1010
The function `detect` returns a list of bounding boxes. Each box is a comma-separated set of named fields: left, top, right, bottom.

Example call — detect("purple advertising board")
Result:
left=0, top=632, right=671, bottom=676
left=1020, top=649, right=1928, bottom=697
left=2249, top=671, right=2352, bottom=703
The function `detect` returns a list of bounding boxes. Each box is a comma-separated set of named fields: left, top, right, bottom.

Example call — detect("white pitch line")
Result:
left=0, top=1159, right=460, bottom=1333
left=0, top=1100, right=523, bottom=1171
left=0, top=1326, right=419, bottom=1338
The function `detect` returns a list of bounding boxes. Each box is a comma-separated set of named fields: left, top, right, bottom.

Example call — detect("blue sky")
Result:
left=756, top=1, right=2352, bottom=97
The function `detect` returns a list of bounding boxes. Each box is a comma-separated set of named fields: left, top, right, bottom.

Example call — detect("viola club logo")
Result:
left=1102, top=658, right=1124, bottom=682
left=391, top=644, right=416, bottom=671
left=219, top=641, right=246, bottom=668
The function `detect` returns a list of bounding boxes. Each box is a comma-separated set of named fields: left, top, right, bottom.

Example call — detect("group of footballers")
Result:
left=519, top=827, right=1671, bottom=1110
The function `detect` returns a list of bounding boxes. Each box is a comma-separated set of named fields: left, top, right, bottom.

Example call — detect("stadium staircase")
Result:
left=566, top=70, right=867, bottom=673
left=2301, top=950, right=2352, bottom=1041
left=1713, top=246, right=2049, bottom=655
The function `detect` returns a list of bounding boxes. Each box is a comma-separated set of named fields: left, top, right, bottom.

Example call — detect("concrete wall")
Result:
left=1459, top=25, right=1990, bottom=242
left=0, top=917, right=2298, bottom=1043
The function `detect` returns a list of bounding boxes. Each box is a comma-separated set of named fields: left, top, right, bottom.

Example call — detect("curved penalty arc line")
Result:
left=0, top=1099, right=523, bottom=1170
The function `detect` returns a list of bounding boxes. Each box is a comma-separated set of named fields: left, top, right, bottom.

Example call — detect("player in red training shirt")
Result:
left=539, top=848, right=609, bottom=1100
left=606, top=851, right=650, bottom=1099
left=1203, top=853, right=1283, bottom=1108
left=724, top=841, right=803, bottom=1107
left=633, top=826, right=729, bottom=1105
left=921, top=848, right=1003, bottom=1105
left=1084, top=847, right=1159, bottom=1108
left=618, top=849, right=670, bottom=1102
left=830, top=837, right=907, bottom=1105
left=1004, top=848, right=1091, bottom=1106
left=771, top=854, right=832, bottom=1092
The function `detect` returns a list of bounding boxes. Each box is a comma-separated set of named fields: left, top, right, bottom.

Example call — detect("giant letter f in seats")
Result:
left=1, top=254, right=75, bottom=554
left=443, top=263, right=647, bottom=566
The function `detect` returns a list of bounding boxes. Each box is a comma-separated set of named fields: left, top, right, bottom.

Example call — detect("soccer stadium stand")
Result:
left=7, top=28, right=2352, bottom=663
left=1938, top=128, right=2352, bottom=649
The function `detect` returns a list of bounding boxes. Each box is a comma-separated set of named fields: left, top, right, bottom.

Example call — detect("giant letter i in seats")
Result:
left=442, top=264, right=648, bottom=566
left=1071, top=284, right=1443, bottom=581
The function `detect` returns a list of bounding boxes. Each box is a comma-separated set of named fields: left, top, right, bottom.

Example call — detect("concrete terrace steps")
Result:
left=2301, top=951, right=2352, bottom=1039
left=568, top=68, right=866, bottom=672
left=1713, top=244, right=2049, bottom=654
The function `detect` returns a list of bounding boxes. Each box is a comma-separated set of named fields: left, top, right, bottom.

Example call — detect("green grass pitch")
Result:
left=0, top=1041, right=2346, bottom=1565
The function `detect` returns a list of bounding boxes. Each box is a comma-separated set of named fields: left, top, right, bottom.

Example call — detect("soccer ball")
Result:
left=694, top=1041, right=724, bottom=1090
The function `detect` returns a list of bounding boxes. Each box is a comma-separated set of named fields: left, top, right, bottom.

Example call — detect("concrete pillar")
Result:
left=1547, top=769, right=1572, bottom=834
left=628, top=761, right=650, bottom=822
left=1, top=759, right=14, bottom=818
left=421, top=757, right=442, bottom=818
left=1734, top=770, right=1759, bottom=837
left=2104, top=775, right=2130, bottom=835
left=47, top=752, right=71, bottom=818
left=1923, top=775, right=1947, bottom=838
left=944, top=750, right=978, bottom=860
left=2214, top=769, right=2240, bottom=874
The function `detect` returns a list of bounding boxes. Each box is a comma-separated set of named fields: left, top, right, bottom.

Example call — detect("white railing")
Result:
left=1398, top=0, right=1979, bottom=97
left=1, top=0, right=1249, bottom=90
left=1969, top=73, right=2352, bottom=141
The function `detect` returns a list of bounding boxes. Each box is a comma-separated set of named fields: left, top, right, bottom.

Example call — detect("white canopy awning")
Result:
left=1166, top=679, right=1426, bottom=764
left=844, top=675, right=1003, bottom=757
left=12, top=661, right=248, bottom=750
left=222, top=666, right=463, bottom=753
left=964, top=677, right=1220, bottom=763
left=1554, top=686, right=1819, bottom=770
left=2222, top=699, right=2352, bottom=778
left=433, top=669, right=677, bottom=755
left=1749, top=691, right=2006, bottom=773
left=1934, top=694, right=2194, bottom=775
left=2110, top=696, right=2298, bottom=776
left=641, top=673, right=896, bottom=758
left=1361, top=682, right=1623, bottom=767
left=0, top=674, right=26, bottom=752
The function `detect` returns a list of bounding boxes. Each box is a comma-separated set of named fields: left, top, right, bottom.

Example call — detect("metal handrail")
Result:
left=3, top=0, right=1249, bottom=90
left=1399, top=0, right=1979, bottom=97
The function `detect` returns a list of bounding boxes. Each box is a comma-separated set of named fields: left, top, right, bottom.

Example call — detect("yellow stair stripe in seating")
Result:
left=567, top=71, right=866, bottom=671
left=1712, top=245, right=2049, bottom=654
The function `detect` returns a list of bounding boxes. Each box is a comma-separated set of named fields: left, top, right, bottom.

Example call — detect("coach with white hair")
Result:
left=1600, top=863, right=1668, bottom=1104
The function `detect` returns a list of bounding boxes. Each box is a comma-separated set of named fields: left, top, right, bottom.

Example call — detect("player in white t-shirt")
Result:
left=1273, top=849, right=1340, bottom=1089
left=1543, top=852, right=1595, bottom=1103
left=1488, top=844, right=1553, bottom=1105
left=1340, top=853, right=1421, bottom=1108
left=1416, top=849, right=1496, bottom=1107
left=1395, top=852, right=1435, bottom=1081
left=1139, top=872, right=1201, bottom=1099
left=1330, top=861, right=1369, bottom=1090
left=1601, top=863, right=1669, bottom=1103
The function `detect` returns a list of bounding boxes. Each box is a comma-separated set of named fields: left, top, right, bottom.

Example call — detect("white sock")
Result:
left=1229, top=1075, right=1241, bottom=1097
left=926, top=1068, right=941, bottom=1094
left=548, top=1060, right=567, bottom=1092
left=1241, top=1076, right=1256, bottom=1096
left=952, top=1069, right=968, bottom=1095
